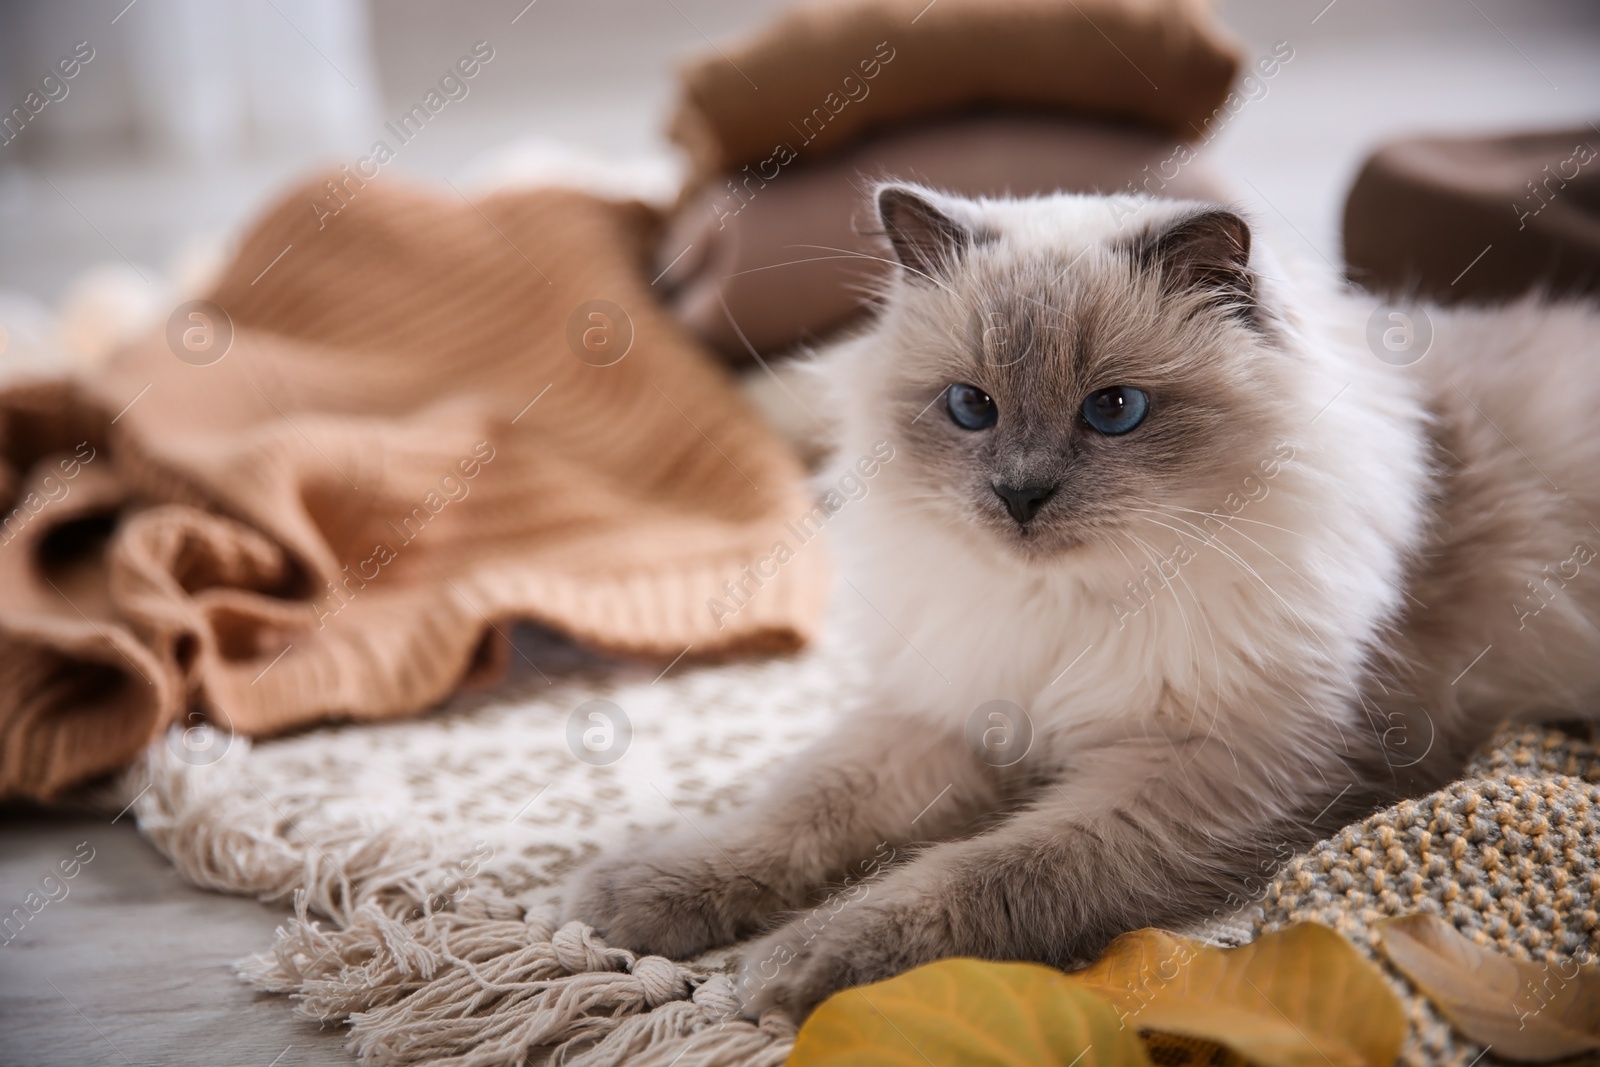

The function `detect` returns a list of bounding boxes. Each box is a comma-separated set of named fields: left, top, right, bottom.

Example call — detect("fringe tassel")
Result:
left=127, top=733, right=796, bottom=1066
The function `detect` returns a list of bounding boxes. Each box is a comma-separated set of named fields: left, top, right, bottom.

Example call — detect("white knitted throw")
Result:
left=126, top=630, right=1589, bottom=1066
left=126, top=644, right=852, bottom=1066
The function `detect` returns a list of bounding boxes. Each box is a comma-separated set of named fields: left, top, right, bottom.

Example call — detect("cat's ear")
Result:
left=875, top=184, right=975, bottom=281
left=1135, top=208, right=1258, bottom=324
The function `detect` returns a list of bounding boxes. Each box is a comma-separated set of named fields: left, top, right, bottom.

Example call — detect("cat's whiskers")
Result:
left=784, top=243, right=961, bottom=297
left=1129, top=510, right=1363, bottom=715
left=1148, top=505, right=1315, bottom=583
left=1142, top=508, right=1332, bottom=647
left=1107, top=532, right=1210, bottom=766
left=721, top=253, right=891, bottom=280
left=1126, top=524, right=1235, bottom=726
left=1127, top=510, right=1330, bottom=667
left=1122, top=528, right=1230, bottom=759
left=1150, top=501, right=1308, bottom=541
left=1125, top=508, right=1271, bottom=591
left=1122, top=530, right=1204, bottom=676
left=1136, top=529, right=1232, bottom=746
left=1141, top=502, right=1353, bottom=690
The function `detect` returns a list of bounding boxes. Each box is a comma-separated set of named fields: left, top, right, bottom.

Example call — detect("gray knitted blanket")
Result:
left=1257, top=724, right=1600, bottom=1066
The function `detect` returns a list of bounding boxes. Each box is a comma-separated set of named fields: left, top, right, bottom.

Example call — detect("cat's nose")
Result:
left=993, top=482, right=1057, bottom=524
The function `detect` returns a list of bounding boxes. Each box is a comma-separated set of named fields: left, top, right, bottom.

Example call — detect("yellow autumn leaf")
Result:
left=1073, top=924, right=1405, bottom=1067
left=789, top=957, right=1151, bottom=1067
left=1376, top=913, right=1600, bottom=1061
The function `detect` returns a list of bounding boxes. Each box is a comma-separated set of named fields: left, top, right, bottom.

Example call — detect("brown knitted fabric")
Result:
left=668, top=0, right=1242, bottom=189
left=0, top=175, right=829, bottom=802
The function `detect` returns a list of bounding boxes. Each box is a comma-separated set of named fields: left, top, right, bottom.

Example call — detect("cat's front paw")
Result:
left=563, top=844, right=779, bottom=959
left=736, top=894, right=945, bottom=1021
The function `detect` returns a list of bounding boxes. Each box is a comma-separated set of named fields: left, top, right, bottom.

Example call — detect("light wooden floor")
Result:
left=0, top=809, right=353, bottom=1067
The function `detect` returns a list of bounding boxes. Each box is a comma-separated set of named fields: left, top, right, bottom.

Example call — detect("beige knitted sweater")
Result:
left=0, top=177, right=828, bottom=801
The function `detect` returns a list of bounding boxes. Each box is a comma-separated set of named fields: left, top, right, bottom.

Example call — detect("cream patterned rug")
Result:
left=120, top=625, right=1600, bottom=1067
left=125, top=634, right=853, bottom=1066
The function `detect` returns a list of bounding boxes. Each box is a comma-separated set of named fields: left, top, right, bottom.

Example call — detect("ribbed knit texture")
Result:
left=0, top=175, right=829, bottom=802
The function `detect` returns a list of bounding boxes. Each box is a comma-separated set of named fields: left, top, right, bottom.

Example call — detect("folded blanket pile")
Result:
left=660, top=0, right=1244, bottom=356
left=669, top=0, right=1240, bottom=187
left=0, top=179, right=827, bottom=801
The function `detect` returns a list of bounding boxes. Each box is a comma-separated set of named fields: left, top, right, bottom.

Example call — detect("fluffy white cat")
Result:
left=569, top=182, right=1600, bottom=1019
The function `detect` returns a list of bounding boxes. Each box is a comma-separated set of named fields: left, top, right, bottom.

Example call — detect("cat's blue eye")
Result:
left=1081, top=386, right=1149, bottom=436
left=946, top=383, right=998, bottom=430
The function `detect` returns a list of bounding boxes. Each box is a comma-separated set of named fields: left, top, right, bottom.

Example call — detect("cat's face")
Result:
left=864, top=184, right=1294, bottom=562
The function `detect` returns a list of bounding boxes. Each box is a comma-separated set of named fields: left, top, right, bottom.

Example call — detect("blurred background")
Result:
left=2, top=0, right=1598, bottom=350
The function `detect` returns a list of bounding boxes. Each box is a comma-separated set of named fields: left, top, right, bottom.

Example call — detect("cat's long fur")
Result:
left=567, top=183, right=1600, bottom=1019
